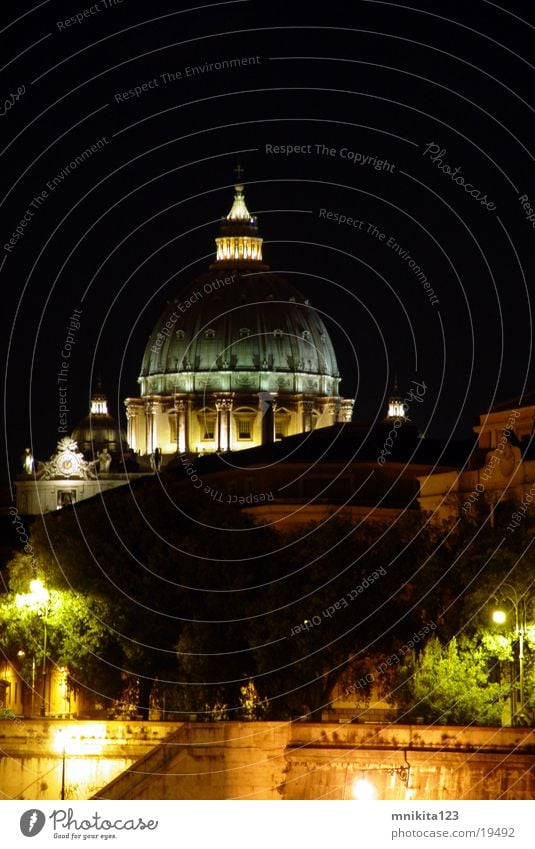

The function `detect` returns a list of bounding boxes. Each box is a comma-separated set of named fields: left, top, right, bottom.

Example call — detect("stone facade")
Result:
left=418, top=399, right=535, bottom=522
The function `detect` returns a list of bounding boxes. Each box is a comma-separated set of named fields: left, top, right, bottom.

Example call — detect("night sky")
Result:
left=3, top=0, right=535, bottom=491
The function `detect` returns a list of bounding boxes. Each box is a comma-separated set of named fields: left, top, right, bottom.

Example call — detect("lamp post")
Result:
left=492, top=583, right=531, bottom=726
left=16, top=579, right=50, bottom=718
left=59, top=739, right=66, bottom=801
left=54, top=729, right=67, bottom=801
left=16, top=650, right=36, bottom=716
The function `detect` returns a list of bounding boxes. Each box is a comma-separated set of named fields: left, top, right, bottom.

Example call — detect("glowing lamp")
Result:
left=29, top=580, right=49, bottom=605
left=351, top=778, right=376, bottom=800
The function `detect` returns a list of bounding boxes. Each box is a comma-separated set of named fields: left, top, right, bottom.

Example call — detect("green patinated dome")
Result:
left=139, top=271, right=341, bottom=397
left=138, top=177, right=343, bottom=400
left=71, top=385, right=126, bottom=455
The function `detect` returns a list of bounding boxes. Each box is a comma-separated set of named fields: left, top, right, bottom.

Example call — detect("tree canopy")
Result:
left=1, top=475, right=534, bottom=724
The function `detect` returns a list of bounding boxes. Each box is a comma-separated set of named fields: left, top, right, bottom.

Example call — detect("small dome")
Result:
left=72, top=385, right=126, bottom=456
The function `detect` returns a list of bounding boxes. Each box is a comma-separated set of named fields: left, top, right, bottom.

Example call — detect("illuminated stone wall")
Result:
left=2, top=720, right=532, bottom=801
left=0, top=720, right=178, bottom=801
left=95, top=722, right=535, bottom=801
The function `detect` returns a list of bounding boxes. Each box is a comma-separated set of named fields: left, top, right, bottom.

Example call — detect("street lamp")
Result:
left=492, top=610, right=506, bottom=626
left=345, top=752, right=411, bottom=799
left=16, top=579, right=50, bottom=718
left=492, top=583, right=531, bottom=726
left=351, top=778, right=376, bottom=800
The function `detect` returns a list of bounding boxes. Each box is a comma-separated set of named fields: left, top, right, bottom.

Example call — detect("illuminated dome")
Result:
left=140, top=271, right=340, bottom=392
left=72, top=383, right=126, bottom=456
left=125, top=174, right=353, bottom=458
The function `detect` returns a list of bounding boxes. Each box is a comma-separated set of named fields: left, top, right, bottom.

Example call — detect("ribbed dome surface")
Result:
left=141, top=272, right=340, bottom=387
left=71, top=413, right=126, bottom=455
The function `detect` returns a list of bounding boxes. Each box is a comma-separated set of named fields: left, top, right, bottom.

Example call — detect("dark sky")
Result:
left=2, top=0, right=535, bottom=491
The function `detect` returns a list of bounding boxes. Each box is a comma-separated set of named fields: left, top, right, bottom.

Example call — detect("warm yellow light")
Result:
left=388, top=400, right=406, bottom=418
left=54, top=730, right=67, bottom=754
left=226, top=186, right=251, bottom=221
left=351, top=778, right=376, bottom=800
left=16, top=580, right=49, bottom=610
left=492, top=609, right=507, bottom=625
left=91, top=398, right=108, bottom=415
left=29, top=580, right=49, bottom=604
left=215, top=235, right=263, bottom=262
left=54, top=724, right=106, bottom=756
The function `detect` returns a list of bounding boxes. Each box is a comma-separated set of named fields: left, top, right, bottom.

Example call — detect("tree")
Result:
left=0, top=553, right=121, bottom=706
left=15, top=467, right=532, bottom=725
left=25, top=477, right=278, bottom=718
left=391, top=635, right=508, bottom=725
left=250, top=514, right=445, bottom=719
left=239, top=678, right=269, bottom=720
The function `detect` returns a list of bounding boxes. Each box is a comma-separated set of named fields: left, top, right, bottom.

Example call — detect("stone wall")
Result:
left=0, top=719, right=178, bottom=800
left=95, top=722, right=535, bottom=801
left=1, top=719, right=533, bottom=801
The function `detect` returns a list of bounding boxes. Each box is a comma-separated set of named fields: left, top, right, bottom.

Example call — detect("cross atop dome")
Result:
left=226, top=162, right=254, bottom=223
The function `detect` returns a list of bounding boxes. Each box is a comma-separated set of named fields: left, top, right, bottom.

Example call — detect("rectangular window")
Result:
left=57, top=490, right=76, bottom=508
left=237, top=417, right=252, bottom=439
left=199, top=414, right=216, bottom=440
left=168, top=413, right=178, bottom=443
left=275, top=415, right=291, bottom=440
